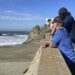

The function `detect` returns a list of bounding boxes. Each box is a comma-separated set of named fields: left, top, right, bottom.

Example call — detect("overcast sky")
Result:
left=0, top=0, right=75, bottom=31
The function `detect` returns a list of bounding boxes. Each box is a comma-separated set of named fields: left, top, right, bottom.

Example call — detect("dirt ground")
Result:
left=0, top=40, right=40, bottom=75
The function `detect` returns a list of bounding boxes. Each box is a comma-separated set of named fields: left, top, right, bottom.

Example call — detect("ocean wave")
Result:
left=0, top=35, right=28, bottom=46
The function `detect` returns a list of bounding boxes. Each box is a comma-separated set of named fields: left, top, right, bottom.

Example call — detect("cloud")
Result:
left=0, top=10, right=44, bottom=21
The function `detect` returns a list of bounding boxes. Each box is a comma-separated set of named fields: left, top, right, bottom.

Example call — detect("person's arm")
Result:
left=63, top=16, right=74, bottom=27
left=49, top=30, right=62, bottom=48
left=49, top=35, right=56, bottom=48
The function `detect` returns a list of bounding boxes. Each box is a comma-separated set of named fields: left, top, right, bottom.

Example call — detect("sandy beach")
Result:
left=0, top=40, right=40, bottom=75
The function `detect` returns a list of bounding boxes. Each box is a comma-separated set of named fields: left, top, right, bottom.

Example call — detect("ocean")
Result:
left=0, top=31, right=29, bottom=46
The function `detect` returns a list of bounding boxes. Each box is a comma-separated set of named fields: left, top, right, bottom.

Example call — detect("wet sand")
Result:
left=0, top=40, right=40, bottom=75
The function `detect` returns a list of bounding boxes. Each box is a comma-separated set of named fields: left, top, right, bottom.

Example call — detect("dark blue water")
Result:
left=0, top=31, right=30, bottom=35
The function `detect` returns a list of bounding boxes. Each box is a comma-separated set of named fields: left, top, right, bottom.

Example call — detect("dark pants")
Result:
left=60, top=51, right=75, bottom=75
left=67, top=62, right=75, bottom=75
left=72, top=40, right=75, bottom=44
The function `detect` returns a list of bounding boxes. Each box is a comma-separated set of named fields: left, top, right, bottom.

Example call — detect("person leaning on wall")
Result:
left=40, top=16, right=75, bottom=75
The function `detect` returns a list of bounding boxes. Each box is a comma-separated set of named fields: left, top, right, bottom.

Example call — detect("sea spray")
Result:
left=0, top=35, right=28, bottom=46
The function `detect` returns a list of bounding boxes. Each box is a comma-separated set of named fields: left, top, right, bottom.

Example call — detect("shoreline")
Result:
left=0, top=38, right=40, bottom=75
left=0, top=38, right=40, bottom=62
left=0, top=34, right=28, bottom=47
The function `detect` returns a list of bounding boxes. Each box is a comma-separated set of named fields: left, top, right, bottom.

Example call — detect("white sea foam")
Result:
left=0, top=35, right=28, bottom=46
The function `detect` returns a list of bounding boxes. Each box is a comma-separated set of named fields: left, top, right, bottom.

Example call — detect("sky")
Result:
left=0, top=0, right=75, bottom=31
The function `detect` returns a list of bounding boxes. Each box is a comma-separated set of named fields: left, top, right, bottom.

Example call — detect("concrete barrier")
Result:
left=38, top=47, right=71, bottom=75
left=24, top=32, right=72, bottom=75
left=24, top=47, right=42, bottom=75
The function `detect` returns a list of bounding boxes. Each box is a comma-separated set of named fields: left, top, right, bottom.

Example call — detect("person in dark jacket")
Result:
left=58, top=7, right=75, bottom=44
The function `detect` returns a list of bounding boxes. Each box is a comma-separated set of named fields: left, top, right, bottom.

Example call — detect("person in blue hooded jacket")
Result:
left=50, top=16, right=75, bottom=75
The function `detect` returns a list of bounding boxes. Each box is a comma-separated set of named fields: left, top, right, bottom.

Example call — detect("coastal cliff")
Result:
left=27, top=24, right=48, bottom=42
